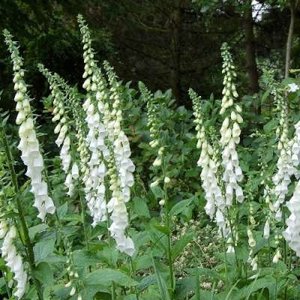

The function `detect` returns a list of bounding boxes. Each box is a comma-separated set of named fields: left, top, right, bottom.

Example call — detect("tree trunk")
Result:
left=169, top=0, right=183, bottom=105
left=244, top=0, right=259, bottom=94
left=285, top=0, right=297, bottom=79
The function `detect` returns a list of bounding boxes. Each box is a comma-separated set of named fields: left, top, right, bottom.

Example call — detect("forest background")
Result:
left=0, top=0, right=297, bottom=111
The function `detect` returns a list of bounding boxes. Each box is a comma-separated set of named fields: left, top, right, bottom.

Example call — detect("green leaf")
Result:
left=150, top=186, right=164, bottom=199
left=170, top=198, right=193, bottom=216
left=73, top=250, right=100, bottom=267
left=29, top=224, right=48, bottom=240
left=152, top=257, right=171, bottom=300
left=136, top=255, right=152, bottom=271
left=232, top=275, right=277, bottom=300
left=133, top=197, right=150, bottom=218
left=57, top=202, right=68, bottom=219
left=84, top=269, right=137, bottom=287
left=172, top=233, right=194, bottom=260
left=152, top=224, right=170, bottom=235
left=34, top=262, right=54, bottom=285
left=33, top=238, right=56, bottom=262
left=137, top=275, right=157, bottom=292
left=263, top=119, right=277, bottom=134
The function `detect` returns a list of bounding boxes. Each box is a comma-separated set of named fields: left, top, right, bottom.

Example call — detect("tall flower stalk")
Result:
left=0, top=113, right=43, bottom=299
left=282, top=90, right=300, bottom=258
left=190, top=88, right=227, bottom=235
left=78, top=14, right=109, bottom=227
left=219, top=43, right=244, bottom=207
left=38, top=64, right=80, bottom=196
left=78, top=15, right=135, bottom=256
left=4, top=30, right=55, bottom=221
left=141, top=82, right=176, bottom=295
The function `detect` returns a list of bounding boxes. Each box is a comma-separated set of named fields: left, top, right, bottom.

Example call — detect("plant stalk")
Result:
left=1, top=128, right=43, bottom=300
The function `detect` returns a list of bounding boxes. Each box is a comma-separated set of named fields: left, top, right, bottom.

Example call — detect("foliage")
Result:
left=1, top=13, right=300, bottom=300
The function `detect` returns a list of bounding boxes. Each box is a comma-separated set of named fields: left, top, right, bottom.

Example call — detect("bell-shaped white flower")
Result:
left=0, top=222, right=27, bottom=299
left=5, top=34, right=55, bottom=221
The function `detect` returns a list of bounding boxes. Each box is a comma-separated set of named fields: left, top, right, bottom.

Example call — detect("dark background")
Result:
left=0, top=0, right=297, bottom=110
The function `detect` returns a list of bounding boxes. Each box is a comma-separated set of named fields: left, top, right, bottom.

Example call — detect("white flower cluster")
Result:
left=283, top=181, right=300, bottom=256
left=220, top=43, right=244, bottom=206
left=102, top=62, right=135, bottom=255
left=190, top=89, right=227, bottom=234
left=61, top=83, right=90, bottom=188
left=220, top=43, right=239, bottom=115
left=104, top=61, right=135, bottom=203
left=106, top=158, right=135, bottom=256
left=39, top=65, right=79, bottom=196
left=83, top=94, right=108, bottom=226
left=247, top=204, right=258, bottom=271
left=142, top=84, right=168, bottom=188
left=0, top=221, right=27, bottom=299
left=247, top=227, right=257, bottom=270
left=288, top=83, right=299, bottom=93
left=272, top=94, right=300, bottom=220
left=80, top=25, right=109, bottom=226
left=4, top=31, right=55, bottom=221
left=79, top=15, right=135, bottom=255
left=282, top=121, right=300, bottom=256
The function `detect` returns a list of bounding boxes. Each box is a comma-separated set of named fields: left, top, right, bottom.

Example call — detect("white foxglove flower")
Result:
left=79, top=17, right=110, bottom=226
left=5, top=32, right=55, bottom=221
left=272, top=94, right=300, bottom=220
left=79, top=17, right=135, bottom=255
left=0, top=222, right=27, bottom=299
left=250, top=256, right=258, bottom=271
left=83, top=94, right=108, bottom=225
left=263, top=219, right=270, bottom=239
left=247, top=228, right=256, bottom=248
left=288, top=83, right=299, bottom=93
left=283, top=181, right=300, bottom=257
left=38, top=65, right=80, bottom=197
left=272, top=248, right=282, bottom=263
left=220, top=43, right=244, bottom=206
left=190, top=89, right=227, bottom=235
left=103, top=61, right=135, bottom=255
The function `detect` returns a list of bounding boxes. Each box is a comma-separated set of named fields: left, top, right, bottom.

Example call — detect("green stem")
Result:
left=162, top=162, right=175, bottom=297
left=79, top=190, right=89, bottom=250
left=4, top=275, right=12, bottom=299
left=1, top=128, right=43, bottom=300
left=129, top=257, right=140, bottom=300
left=221, top=230, right=228, bottom=281
left=225, top=207, right=240, bottom=273
left=112, top=281, right=116, bottom=300
left=282, top=210, right=288, bottom=265
left=195, top=270, right=200, bottom=300
left=166, top=212, right=175, bottom=295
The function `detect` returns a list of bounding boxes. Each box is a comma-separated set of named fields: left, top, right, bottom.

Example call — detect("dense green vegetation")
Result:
left=1, top=1, right=300, bottom=300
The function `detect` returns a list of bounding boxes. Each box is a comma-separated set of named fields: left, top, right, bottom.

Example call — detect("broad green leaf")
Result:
left=33, top=238, right=56, bottom=262
left=73, top=249, right=100, bottom=267
left=57, top=202, right=68, bottom=219
left=152, top=257, right=171, bottom=300
left=263, top=119, right=277, bottom=134
left=34, top=262, right=54, bottom=285
left=84, top=269, right=137, bottom=287
left=169, top=198, right=193, bottom=216
left=150, top=186, right=165, bottom=199
left=133, top=197, right=150, bottom=218
left=29, top=224, right=48, bottom=240
left=135, top=255, right=152, bottom=271
left=231, top=276, right=277, bottom=300
left=152, top=224, right=170, bottom=235
left=137, top=275, right=157, bottom=292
